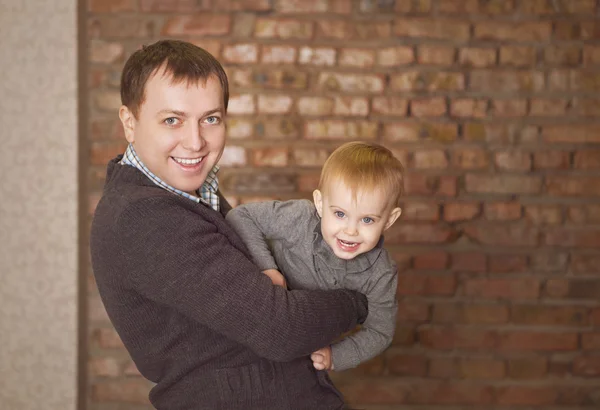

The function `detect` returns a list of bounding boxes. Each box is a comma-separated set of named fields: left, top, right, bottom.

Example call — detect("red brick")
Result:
left=333, top=97, right=369, bottom=116
left=570, top=205, right=600, bottom=223
left=254, top=69, right=308, bottom=89
left=316, top=20, right=391, bottom=40
left=402, top=202, right=440, bottom=221
left=524, top=205, right=563, bottom=225
left=161, top=14, right=231, bottom=36
left=571, top=71, right=600, bottom=91
left=89, top=40, right=124, bottom=64
left=90, top=142, right=128, bottom=166
left=412, top=149, right=448, bottom=169
left=297, top=97, right=333, bottom=116
left=297, top=173, right=320, bottom=192
left=461, top=358, right=505, bottom=379
left=499, top=331, right=579, bottom=351
left=475, top=22, right=551, bottom=41
left=489, top=254, right=528, bottom=273
left=484, top=202, right=522, bottom=221
left=546, top=46, right=581, bottom=66
left=387, top=224, right=456, bottom=245
left=92, top=328, right=124, bottom=349
left=545, top=229, right=600, bottom=248
left=451, top=252, right=487, bottom=272
left=511, top=305, right=589, bottom=326
left=254, top=18, right=313, bottom=39
left=89, top=357, right=121, bottom=378
left=444, top=203, right=480, bottom=222
left=397, top=272, right=456, bottom=296
left=413, top=252, right=449, bottom=270
left=554, top=22, right=582, bottom=40
left=573, top=356, right=600, bottom=377
left=372, top=97, right=408, bottom=116
left=387, top=353, right=428, bottom=377
left=396, top=300, right=430, bottom=322
left=261, top=45, right=296, bottom=64
left=571, top=253, right=600, bottom=273
left=317, top=72, right=384, bottom=93
left=546, top=177, right=600, bottom=196
left=574, top=150, right=600, bottom=168
left=90, top=0, right=137, bottom=12
left=533, top=150, right=570, bottom=169
left=450, top=99, right=488, bottom=118
left=582, top=333, right=600, bottom=350
left=470, top=70, right=544, bottom=92
left=394, top=0, right=432, bottom=12
left=275, top=0, right=328, bottom=12
left=545, top=278, right=600, bottom=299
left=496, top=386, right=559, bottom=406
left=227, top=119, right=253, bottom=139
left=465, top=174, right=542, bottom=194
left=394, top=18, right=470, bottom=40
left=507, top=357, right=548, bottom=379
left=464, top=278, right=540, bottom=299
left=404, top=174, right=457, bottom=196
left=384, top=122, right=457, bottom=143
left=411, top=97, right=446, bottom=117
left=227, top=94, right=255, bottom=115
left=257, top=95, right=293, bottom=114
left=459, top=47, right=496, bottom=68
left=432, top=303, right=509, bottom=324
left=251, top=147, right=288, bottom=167
left=409, top=381, right=495, bottom=405
left=123, top=360, right=142, bottom=376
left=419, top=327, right=498, bottom=350
left=531, top=253, right=569, bottom=272
left=417, top=46, right=455, bottom=65
left=521, top=0, right=596, bottom=14
left=494, top=150, right=531, bottom=171
left=92, top=379, right=151, bottom=404
left=223, top=44, right=258, bottom=64
left=94, top=90, right=121, bottom=111
left=139, top=0, right=198, bottom=12
left=392, top=325, right=417, bottom=346
left=304, top=120, right=378, bottom=140
left=464, top=224, right=539, bottom=247
left=337, top=379, right=408, bottom=405
left=377, top=46, right=414, bottom=66
left=292, top=148, right=329, bottom=167
left=391, top=71, right=464, bottom=91
left=570, top=98, right=600, bottom=116
left=464, top=123, right=539, bottom=144
left=219, top=146, right=246, bottom=167
left=491, top=99, right=528, bottom=117
left=530, top=98, right=569, bottom=116
left=339, top=48, right=374, bottom=68
left=213, top=0, right=272, bottom=11
left=583, top=45, right=600, bottom=65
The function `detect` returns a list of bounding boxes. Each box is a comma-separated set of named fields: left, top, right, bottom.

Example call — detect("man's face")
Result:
left=119, top=69, right=226, bottom=195
left=313, top=182, right=401, bottom=260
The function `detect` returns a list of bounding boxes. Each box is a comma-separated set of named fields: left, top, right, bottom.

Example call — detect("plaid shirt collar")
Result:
left=120, top=144, right=220, bottom=211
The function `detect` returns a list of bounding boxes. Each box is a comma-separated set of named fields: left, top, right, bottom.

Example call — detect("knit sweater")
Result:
left=90, top=156, right=369, bottom=410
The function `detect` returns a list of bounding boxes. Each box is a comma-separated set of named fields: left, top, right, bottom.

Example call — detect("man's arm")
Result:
left=225, top=199, right=313, bottom=271
left=330, top=264, right=398, bottom=371
left=119, top=197, right=368, bottom=362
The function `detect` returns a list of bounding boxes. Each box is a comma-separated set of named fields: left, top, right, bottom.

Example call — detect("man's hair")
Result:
left=318, top=141, right=405, bottom=208
left=120, top=39, right=229, bottom=118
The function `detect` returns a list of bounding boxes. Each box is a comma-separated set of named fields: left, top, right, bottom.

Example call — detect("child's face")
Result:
left=313, top=182, right=401, bottom=260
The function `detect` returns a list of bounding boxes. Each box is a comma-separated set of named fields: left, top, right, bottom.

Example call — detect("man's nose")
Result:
left=182, top=123, right=205, bottom=151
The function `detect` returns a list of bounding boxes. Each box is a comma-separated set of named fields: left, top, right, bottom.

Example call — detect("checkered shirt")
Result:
left=120, top=144, right=220, bottom=211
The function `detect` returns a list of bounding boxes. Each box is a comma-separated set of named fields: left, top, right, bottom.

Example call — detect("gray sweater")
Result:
left=227, top=199, right=398, bottom=371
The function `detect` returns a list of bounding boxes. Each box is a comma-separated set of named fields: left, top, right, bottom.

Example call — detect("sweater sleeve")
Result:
left=330, top=259, right=398, bottom=371
left=118, top=197, right=368, bottom=362
left=225, top=199, right=313, bottom=271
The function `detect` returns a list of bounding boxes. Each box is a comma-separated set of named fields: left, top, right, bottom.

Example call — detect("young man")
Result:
left=227, top=142, right=403, bottom=372
left=90, top=40, right=369, bottom=410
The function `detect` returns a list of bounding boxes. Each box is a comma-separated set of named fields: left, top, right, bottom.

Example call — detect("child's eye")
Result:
left=204, top=116, right=220, bottom=124
left=334, top=211, right=345, bottom=218
left=362, top=217, right=374, bottom=224
left=164, top=117, right=180, bottom=126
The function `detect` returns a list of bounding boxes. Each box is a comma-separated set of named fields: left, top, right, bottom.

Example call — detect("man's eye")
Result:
left=362, top=217, right=374, bottom=224
left=334, top=211, right=345, bottom=218
left=204, top=116, right=220, bottom=124
left=164, top=117, right=180, bottom=126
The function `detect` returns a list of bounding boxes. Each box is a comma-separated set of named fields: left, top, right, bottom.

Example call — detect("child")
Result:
left=226, top=141, right=403, bottom=371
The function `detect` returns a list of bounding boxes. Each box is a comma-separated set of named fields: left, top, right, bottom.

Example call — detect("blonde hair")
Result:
left=318, top=141, right=405, bottom=207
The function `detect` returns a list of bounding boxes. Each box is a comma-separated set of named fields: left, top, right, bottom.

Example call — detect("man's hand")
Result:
left=262, top=269, right=287, bottom=288
left=311, top=346, right=334, bottom=371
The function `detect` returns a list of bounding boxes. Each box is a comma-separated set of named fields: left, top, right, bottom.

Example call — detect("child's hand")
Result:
left=262, top=269, right=287, bottom=288
left=311, top=346, right=334, bottom=371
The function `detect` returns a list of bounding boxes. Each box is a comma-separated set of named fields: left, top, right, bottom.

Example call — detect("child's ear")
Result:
left=119, top=105, right=136, bottom=144
left=313, top=189, right=323, bottom=217
left=384, top=207, right=402, bottom=230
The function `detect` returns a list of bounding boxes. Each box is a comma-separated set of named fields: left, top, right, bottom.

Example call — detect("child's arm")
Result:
left=327, top=262, right=398, bottom=371
left=226, top=199, right=313, bottom=272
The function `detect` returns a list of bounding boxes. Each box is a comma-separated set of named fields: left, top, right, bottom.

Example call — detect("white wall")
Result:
left=0, top=1, right=78, bottom=409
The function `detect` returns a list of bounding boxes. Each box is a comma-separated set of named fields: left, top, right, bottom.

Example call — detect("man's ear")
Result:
left=313, top=189, right=323, bottom=217
left=384, top=207, right=402, bottom=230
left=119, top=105, right=136, bottom=143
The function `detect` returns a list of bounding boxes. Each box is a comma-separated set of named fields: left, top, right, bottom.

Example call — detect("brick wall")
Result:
left=86, top=0, right=600, bottom=408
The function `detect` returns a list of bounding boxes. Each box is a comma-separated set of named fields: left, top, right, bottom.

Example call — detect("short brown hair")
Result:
left=318, top=141, right=405, bottom=208
left=120, top=39, right=229, bottom=118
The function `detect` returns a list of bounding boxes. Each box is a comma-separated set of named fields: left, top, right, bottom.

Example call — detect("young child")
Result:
left=226, top=141, right=404, bottom=371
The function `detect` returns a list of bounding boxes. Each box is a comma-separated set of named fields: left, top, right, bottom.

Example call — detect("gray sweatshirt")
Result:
left=226, top=199, right=398, bottom=371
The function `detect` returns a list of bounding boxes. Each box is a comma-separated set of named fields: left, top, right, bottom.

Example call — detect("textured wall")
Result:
left=86, top=0, right=600, bottom=408
left=0, top=1, right=78, bottom=409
